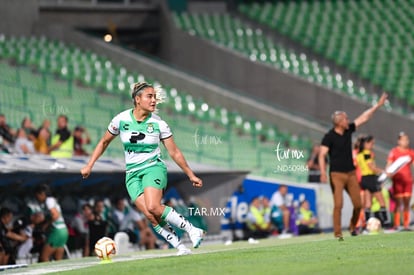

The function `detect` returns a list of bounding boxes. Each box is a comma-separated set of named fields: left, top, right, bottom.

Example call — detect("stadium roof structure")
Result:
left=0, top=154, right=249, bottom=199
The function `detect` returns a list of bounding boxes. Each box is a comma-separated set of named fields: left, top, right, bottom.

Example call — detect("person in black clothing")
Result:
left=319, top=93, right=388, bottom=240
left=88, top=210, right=108, bottom=257
left=0, top=114, right=15, bottom=153
left=73, top=126, right=91, bottom=156
left=0, top=207, right=28, bottom=264
left=307, top=144, right=322, bottom=183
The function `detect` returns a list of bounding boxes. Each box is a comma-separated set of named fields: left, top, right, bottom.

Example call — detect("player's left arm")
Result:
left=162, top=136, right=202, bottom=188
left=354, top=93, right=388, bottom=128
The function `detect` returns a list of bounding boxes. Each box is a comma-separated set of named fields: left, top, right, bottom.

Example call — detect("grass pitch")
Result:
left=5, top=232, right=414, bottom=275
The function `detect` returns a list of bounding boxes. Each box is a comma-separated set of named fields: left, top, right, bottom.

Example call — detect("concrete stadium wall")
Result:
left=37, top=3, right=159, bottom=29
left=158, top=3, right=414, bottom=149
left=0, top=0, right=38, bottom=36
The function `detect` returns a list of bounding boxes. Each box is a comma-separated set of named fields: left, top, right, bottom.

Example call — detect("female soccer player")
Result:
left=386, top=132, right=414, bottom=230
left=356, top=135, right=388, bottom=226
left=81, top=82, right=204, bottom=255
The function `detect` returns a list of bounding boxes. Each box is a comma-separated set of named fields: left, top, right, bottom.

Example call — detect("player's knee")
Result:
left=146, top=203, right=163, bottom=217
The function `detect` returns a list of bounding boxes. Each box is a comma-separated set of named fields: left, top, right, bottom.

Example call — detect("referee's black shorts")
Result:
left=360, top=175, right=381, bottom=193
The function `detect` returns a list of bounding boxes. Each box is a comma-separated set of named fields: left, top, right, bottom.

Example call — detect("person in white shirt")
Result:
left=269, top=185, right=291, bottom=234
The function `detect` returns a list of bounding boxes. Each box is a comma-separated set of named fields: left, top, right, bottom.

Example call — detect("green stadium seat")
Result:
left=0, top=34, right=311, bottom=181
left=238, top=1, right=414, bottom=110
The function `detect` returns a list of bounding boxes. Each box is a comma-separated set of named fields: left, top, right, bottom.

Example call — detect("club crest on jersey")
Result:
left=147, top=123, right=154, bottom=133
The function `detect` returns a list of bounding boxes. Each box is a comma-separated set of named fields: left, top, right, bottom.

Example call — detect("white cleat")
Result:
left=176, top=247, right=192, bottom=256
left=189, top=227, right=205, bottom=248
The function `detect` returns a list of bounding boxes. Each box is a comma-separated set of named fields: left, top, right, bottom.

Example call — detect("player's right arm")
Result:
left=80, top=130, right=117, bottom=178
left=318, top=145, right=329, bottom=183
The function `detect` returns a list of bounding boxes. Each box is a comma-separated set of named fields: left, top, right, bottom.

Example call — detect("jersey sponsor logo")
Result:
left=129, top=132, right=146, bottom=143
left=123, top=123, right=130, bottom=131
left=147, top=123, right=154, bottom=133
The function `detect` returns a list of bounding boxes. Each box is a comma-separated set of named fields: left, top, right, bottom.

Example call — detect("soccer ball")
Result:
left=94, top=237, right=116, bottom=260
left=366, top=217, right=382, bottom=234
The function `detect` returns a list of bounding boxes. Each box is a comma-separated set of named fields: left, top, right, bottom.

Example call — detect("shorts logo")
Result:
left=147, top=123, right=154, bottom=133
left=154, top=179, right=161, bottom=185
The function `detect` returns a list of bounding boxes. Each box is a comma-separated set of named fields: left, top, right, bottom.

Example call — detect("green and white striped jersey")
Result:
left=108, top=109, right=172, bottom=173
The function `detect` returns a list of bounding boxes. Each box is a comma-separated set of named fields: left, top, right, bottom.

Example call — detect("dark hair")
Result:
left=58, top=115, right=68, bottom=123
left=0, top=207, right=12, bottom=218
left=21, top=117, right=29, bottom=128
left=358, top=135, right=374, bottom=152
left=354, top=134, right=365, bottom=150
left=398, top=131, right=408, bottom=139
left=81, top=203, right=92, bottom=211
left=34, top=184, right=51, bottom=196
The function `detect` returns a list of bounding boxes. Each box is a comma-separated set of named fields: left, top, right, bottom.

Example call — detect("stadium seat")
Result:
left=238, top=0, right=414, bottom=110
left=0, top=35, right=309, bottom=182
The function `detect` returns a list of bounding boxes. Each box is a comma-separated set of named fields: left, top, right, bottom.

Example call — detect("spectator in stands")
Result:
left=111, top=197, right=130, bottom=233
left=70, top=203, right=94, bottom=257
left=0, top=207, right=29, bottom=265
left=93, top=198, right=111, bottom=222
left=34, top=126, right=51, bottom=155
left=246, top=196, right=272, bottom=239
left=119, top=204, right=157, bottom=250
left=296, top=200, right=321, bottom=235
left=319, top=93, right=388, bottom=240
left=34, top=119, right=51, bottom=154
left=21, top=117, right=37, bottom=142
left=38, top=119, right=51, bottom=144
left=33, top=184, right=69, bottom=262
left=270, top=184, right=291, bottom=234
left=73, top=126, right=91, bottom=156
left=307, top=144, right=322, bottom=183
left=0, top=113, right=16, bottom=153
left=14, top=128, right=36, bottom=154
left=49, top=115, right=74, bottom=158
left=88, top=202, right=108, bottom=256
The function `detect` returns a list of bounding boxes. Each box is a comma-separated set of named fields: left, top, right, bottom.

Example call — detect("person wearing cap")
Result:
left=386, top=132, right=414, bottom=230
left=80, top=82, right=205, bottom=256
left=73, top=126, right=91, bottom=156
left=318, top=93, right=388, bottom=240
